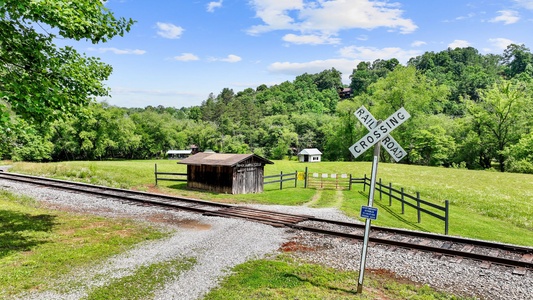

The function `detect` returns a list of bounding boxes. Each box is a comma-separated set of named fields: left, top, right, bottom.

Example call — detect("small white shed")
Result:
left=166, top=150, right=192, bottom=159
left=298, top=148, right=322, bottom=162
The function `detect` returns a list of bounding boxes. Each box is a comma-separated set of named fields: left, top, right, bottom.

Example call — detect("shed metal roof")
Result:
left=298, top=148, right=322, bottom=155
left=179, top=152, right=273, bottom=167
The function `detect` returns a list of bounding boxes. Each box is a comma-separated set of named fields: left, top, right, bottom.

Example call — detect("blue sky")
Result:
left=70, top=0, right=533, bottom=108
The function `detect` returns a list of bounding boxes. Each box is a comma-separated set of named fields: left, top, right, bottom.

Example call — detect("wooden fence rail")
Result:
left=263, top=171, right=298, bottom=190
left=353, top=174, right=449, bottom=235
left=154, top=164, right=187, bottom=186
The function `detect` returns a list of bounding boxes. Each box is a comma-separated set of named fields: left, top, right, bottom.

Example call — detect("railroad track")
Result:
left=1, top=171, right=532, bottom=274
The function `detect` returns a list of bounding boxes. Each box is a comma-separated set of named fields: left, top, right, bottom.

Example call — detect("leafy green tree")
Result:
left=409, top=123, right=455, bottom=166
left=0, top=0, right=134, bottom=124
left=467, top=80, right=532, bottom=171
left=11, top=122, right=53, bottom=162
left=367, top=66, right=449, bottom=118
left=131, top=110, right=183, bottom=158
left=502, top=44, right=533, bottom=78
left=503, top=133, right=533, bottom=174
left=322, top=100, right=361, bottom=161
left=312, top=68, right=343, bottom=91
left=408, top=47, right=501, bottom=115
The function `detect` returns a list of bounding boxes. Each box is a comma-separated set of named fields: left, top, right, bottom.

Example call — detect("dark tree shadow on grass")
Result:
left=0, top=210, right=57, bottom=258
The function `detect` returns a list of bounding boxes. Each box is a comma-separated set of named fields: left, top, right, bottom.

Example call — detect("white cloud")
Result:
left=87, top=47, right=146, bottom=55
left=513, top=0, right=533, bottom=10
left=267, top=45, right=422, bottom=85
left=209, top=54, right=242, bottom=63
left=173, top=53, right=200, bottom=61
left=489, top=10, right=520, bottom=24
left=247, top=0, right=417, bottom=42
left=207, top=0, right=223, bottom=13
left=282, top=33, right=340, bottom=45
left=448, top=39, right=471, bottom=49
left=339, top=46, right=420, bottom=64
left=488, top=38, right=514, bottom=51
left=411, top=40, right=427, bottom=47
left=268, top=58, right=356, bottom=84
left=156, top=22, right=184, bottom=39
left=455, top=13, right=476, bottom=21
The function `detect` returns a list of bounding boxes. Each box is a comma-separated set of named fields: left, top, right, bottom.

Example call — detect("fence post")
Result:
left=155, top=164, right=158, bottom=186
left=379, top=178, right=382, bottom=200
left=445, top=200, right=449, bottom=235
left=349, top=174, right=352, bottom=190
left=389, top=182, right=392, bottom=206
left=363, top=174, right=367, bottom=192
left=280, top=171, right=283, bottom=190
left=304, top=167, right=308, bottom=188
left=401, top=187, right=405, bottom=214
left=295, top=170, right=298, bottom=188
left=417, top=192, right=421, bottom=223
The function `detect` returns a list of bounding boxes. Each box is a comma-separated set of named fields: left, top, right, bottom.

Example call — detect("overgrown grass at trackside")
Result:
left=7, top=159, right=533, bottom=246
left=204, top=256, right=475, bottom=300
left=0, top=190, right=168, bottom=298
left=83, top=257, right=195, bottom=300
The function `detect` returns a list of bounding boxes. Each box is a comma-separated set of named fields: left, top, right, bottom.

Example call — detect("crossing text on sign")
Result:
left=352, top=106, right=408, bottom=161
left=349, top=107, right=410, bottom=158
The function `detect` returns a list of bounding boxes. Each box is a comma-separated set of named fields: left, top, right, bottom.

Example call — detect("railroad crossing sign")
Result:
left=350, top=105, right=410, bottom=294
left=350, top=105, right=410, bottom=162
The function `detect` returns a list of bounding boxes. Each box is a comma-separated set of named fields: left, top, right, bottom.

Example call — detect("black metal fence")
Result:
left=263, top=171, right=298, bottom=190
left=353, top=174, right=450, bottom=235
left=154, top=164, right=187, bottom=186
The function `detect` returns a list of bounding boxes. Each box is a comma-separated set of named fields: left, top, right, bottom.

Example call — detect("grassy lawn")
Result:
left=1, top=159, right=527, bottom=299
left=0, top=189, right=474, bottom=299
left=0, top=190, right=172, bottom=298
left=204, top=256, right=475, bottom=300
left=7, top=159, right=531, bottom=246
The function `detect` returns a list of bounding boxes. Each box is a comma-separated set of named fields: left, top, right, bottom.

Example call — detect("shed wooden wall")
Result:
left=187, top=165, right=234, bottom=193
left=232, top=164, right=264, bottom=194
left=186, top=156, right=266, bottom=194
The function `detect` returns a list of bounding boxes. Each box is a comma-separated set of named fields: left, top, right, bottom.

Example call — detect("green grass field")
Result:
left=1, top=159, right=530, bottom=299
left=6, top=159, right=532, bottom=246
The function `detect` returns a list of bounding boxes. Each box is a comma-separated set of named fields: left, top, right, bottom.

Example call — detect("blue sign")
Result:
left=360, top=206, right=378, bottom=220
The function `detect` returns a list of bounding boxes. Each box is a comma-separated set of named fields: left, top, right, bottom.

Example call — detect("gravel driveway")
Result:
left=2, top=179, right=532, bottom=300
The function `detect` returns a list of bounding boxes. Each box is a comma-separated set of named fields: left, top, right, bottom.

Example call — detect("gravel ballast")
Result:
left=1, top=179, right=532, bottom=300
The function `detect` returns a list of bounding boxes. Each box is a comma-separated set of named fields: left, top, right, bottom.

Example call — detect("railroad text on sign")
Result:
left=349, top=107, right=410, bottom=159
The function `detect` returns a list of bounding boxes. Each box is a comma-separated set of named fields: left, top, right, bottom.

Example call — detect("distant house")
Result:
left=179, top=152, right=273, bottom=194
left=338, top=87, right=353, bottom=99
left=166, top=150, right=192, bottom=159
left=298, top=148, right=322, bottom=162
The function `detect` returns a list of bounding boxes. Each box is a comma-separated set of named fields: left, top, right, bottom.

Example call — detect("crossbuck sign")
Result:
left=350, top=105, right=410, bottom=161
left=350, top=105, right=410, bottom=294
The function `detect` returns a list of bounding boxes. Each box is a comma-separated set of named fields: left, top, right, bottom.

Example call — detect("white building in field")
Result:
left=297, top=148, right=322, bottom=162
left=166, top=149, right=192, bottom=159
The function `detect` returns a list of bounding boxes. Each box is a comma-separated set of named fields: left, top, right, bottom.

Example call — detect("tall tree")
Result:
left=0, top=0, right=134, bottom=124
left=467, top=80, right=532, bottom=171
left=501, top=44, right=533, bottom=78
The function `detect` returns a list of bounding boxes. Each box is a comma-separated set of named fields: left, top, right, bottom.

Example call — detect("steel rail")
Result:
left=1, top=171, right=532, bottom=270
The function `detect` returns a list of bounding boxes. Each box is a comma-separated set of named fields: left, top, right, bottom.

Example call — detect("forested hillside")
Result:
left=2, top=45, right=533, bottom=173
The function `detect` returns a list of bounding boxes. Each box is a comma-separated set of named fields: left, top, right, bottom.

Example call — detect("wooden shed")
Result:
left=179, top=153, right=273, bottom=194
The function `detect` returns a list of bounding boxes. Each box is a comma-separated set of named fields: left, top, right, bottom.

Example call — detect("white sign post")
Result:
left=350, top=106, right=410, bottom=294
